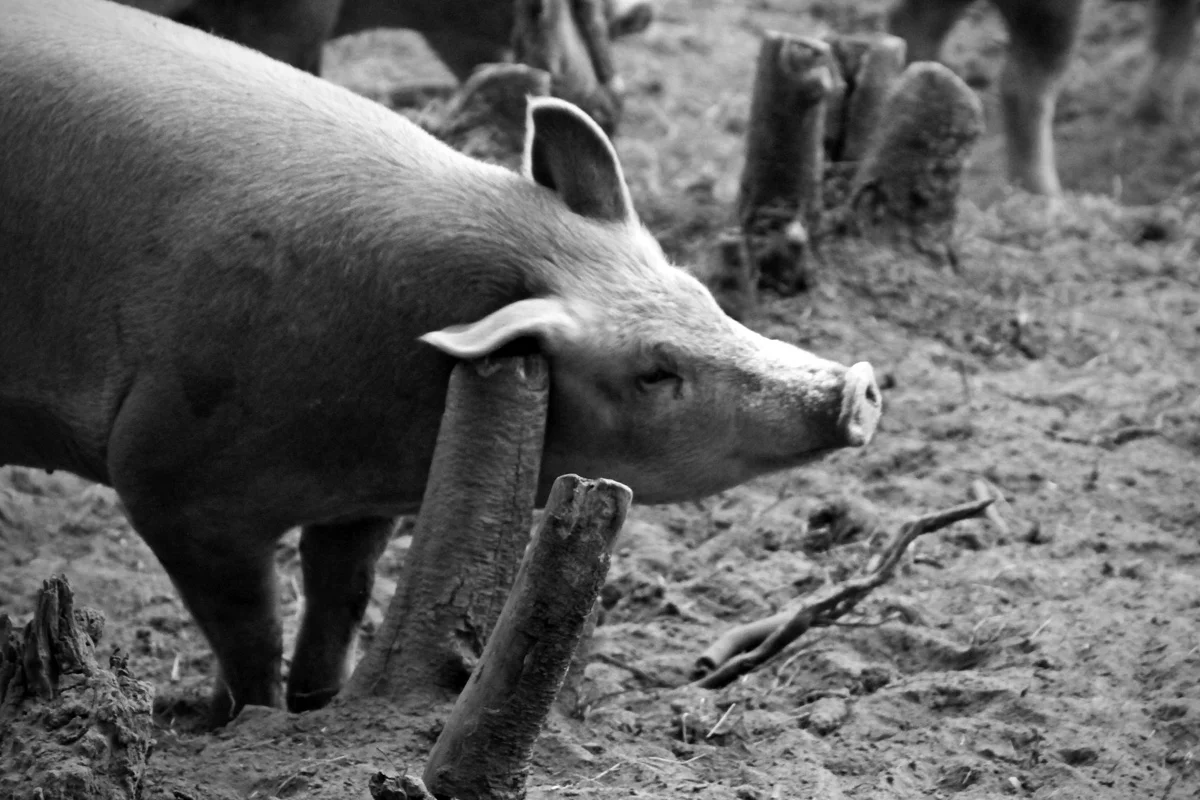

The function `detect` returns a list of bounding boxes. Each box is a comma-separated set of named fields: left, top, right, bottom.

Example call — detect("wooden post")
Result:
left=827, top=34, right=908, bottom=163
left=431, top=64, right=552, bottom=171
left=343, top=355, right=549, bottom=707
left=820, top=34, right=906, bottom=214
left=726, top=32, right=833, bottom=308
left=0, top=576, right=154, bottom=800
left=849, top=62, right=984, bottom=265
left=423, top=475, right=631, bottom=800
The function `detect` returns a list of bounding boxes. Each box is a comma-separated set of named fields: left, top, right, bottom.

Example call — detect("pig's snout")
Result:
left=837, top=362, right=882, bottom=447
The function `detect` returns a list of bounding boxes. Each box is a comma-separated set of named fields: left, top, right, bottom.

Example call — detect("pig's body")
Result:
left=1, top=0, right=879, bottom=724
left=888, top=0, right=1196, bottom=195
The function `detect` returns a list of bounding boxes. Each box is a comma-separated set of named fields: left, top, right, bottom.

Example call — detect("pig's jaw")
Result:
left=533, top=442, right=850, bottom=506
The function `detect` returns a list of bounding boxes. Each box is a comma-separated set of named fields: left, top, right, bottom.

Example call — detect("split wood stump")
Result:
left=0, top=576, right=154, bottom=800
left=717, top=31, right=833, bottom=314
left=826, top=34, right=908, bottom=164
left=821, top=34, right=908, bottom=209
left=716, top=31, right=985, bottom=311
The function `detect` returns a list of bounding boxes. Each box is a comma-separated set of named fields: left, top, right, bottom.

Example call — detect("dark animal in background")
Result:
left=1, top=0, right=880, bottom=725
left=888, top=0, right=1196, bottom=195
left=121, top=0, right=653, bottom=131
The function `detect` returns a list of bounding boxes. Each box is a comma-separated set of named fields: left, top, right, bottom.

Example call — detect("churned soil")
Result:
left=1, top=0, right=1197, bottom=797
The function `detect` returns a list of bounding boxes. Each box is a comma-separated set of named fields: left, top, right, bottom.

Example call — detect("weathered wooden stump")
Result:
left=715, top=31, right=983, bottom=309
left=343, top=354, right=550, bottom=707
left=423, top=475, right=630, bottom=800
left=0, top=576, right=154, bottom=800
left=826, top=34, right=908, bottom=163
left=716, top=32, right=833, bottom=315
left=820, top=34, right=908, bottom=211
left=848, top=61, right=984, bottom=266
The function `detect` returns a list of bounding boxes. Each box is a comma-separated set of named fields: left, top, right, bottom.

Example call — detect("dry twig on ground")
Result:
left=691, top=499, right=993, bottom=688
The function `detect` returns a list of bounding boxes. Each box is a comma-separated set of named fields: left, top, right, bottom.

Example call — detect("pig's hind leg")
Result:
left=107, top=377, right=287, bottom=727
left=286, top=517, right=394, bottom=712
left=118, top=501, right=286, bottom=726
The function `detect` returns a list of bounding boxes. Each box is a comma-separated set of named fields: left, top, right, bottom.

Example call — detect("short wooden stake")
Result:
left=729, top=32, right=833, bottom=304
left=423, top=475, right=631, bottom=800
left=826, top=34, right=908, bottom=162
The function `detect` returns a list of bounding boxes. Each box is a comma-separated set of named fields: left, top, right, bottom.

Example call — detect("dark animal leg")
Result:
left=287, top=516, right=395, bottom=712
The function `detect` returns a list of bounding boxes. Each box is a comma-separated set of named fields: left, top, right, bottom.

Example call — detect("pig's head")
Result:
left=421, top=98, right=881, bottom=504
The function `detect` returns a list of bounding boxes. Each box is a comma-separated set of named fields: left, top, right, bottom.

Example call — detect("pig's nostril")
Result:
left=864, top=382, right=880, bottom=406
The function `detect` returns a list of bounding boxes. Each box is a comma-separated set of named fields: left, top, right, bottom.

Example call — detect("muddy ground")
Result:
left=2, top=0, right=1198, bottom=797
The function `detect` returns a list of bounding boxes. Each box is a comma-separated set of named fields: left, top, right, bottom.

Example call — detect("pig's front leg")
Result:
left=287, top=517, right=395, bottom=713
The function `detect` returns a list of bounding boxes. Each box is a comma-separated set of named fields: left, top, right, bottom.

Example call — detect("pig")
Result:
left=119, top=0, right=653, bottom=132
left=887, top=0, right=1196, bottom=195
left=0, top=0, right=881, bottom=725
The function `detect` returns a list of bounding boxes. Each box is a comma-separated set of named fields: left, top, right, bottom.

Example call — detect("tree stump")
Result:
left=343, top=354, right=550, bottom=707
left=513, top=0, right=624, bottom=134
left=0, top=576, right=154, bottom=800
left=713, top=32, right=982, bottom=310
left=826, top=34, right=908, bottom=163
left=848, top=62, right=983, bottom=266
left=423, top=475, right=631, bottom=800
left=821, top=34, right=908, bottom=216
left=723, top=32, right=833, bottom=309
left=430, top=64, right=553, bottom=171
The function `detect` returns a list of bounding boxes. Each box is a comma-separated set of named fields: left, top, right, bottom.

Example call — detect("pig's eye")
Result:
left=636, top=368, right=679, bottom=392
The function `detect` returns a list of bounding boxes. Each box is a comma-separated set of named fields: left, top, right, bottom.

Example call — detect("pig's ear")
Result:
left=420, top=297, right=582, bottom=359
left=523, top=97, right=635, bottom=224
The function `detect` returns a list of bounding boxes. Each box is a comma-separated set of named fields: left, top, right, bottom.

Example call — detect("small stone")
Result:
left=807, top=696, right=849, bottom=735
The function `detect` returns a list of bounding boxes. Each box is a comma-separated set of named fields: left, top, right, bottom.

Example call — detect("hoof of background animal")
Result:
left=608, top=0, right=654, bottom=39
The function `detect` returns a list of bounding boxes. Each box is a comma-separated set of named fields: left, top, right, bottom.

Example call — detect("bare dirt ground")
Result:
left=2, top=0, right=1198, bottom=797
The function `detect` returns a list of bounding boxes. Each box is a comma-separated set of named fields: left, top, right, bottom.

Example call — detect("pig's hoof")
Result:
left=839, top=362, right=882, bottom=447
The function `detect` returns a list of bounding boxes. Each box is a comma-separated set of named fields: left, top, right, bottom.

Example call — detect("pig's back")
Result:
left=0, top=0, right=536, bottom=479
